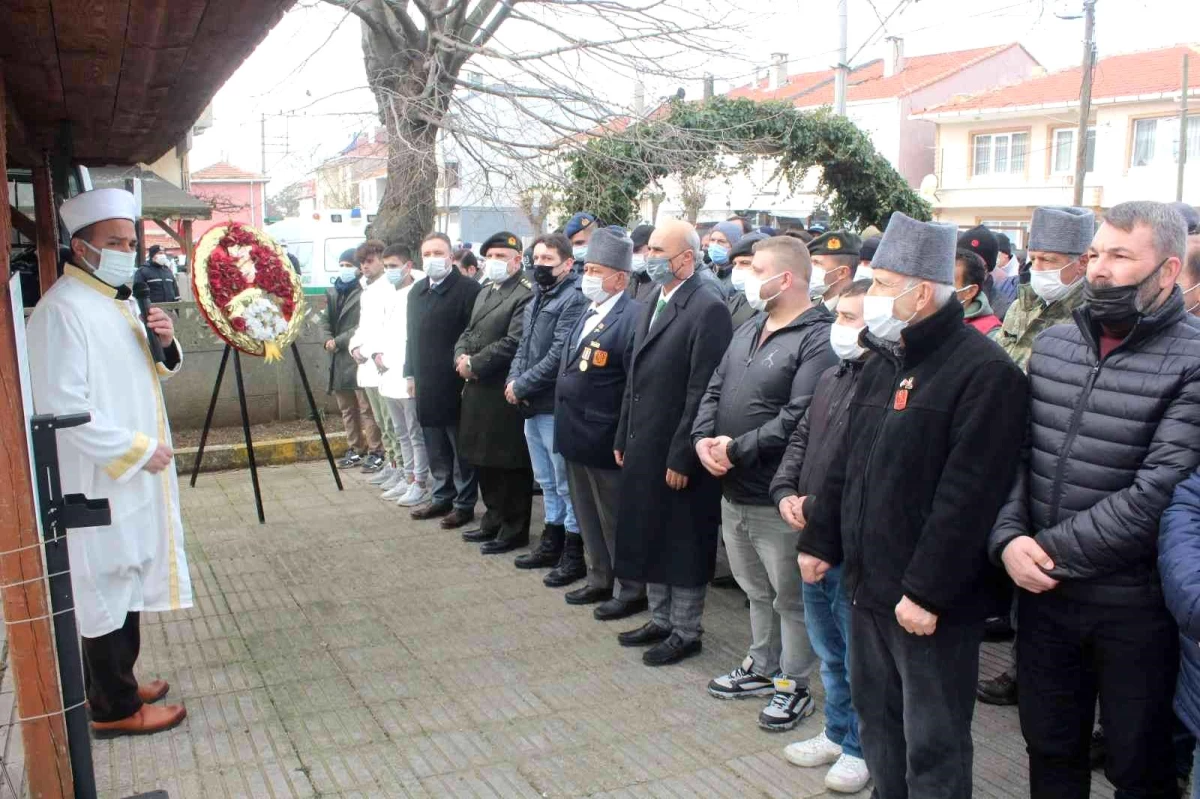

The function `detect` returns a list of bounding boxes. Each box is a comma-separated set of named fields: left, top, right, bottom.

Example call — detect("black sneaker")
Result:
left=360, top=453, right=385, bottom=473
left=976, top=672, right=1017, bottom=706
left=708, top=657, right=775, bottom=700
left=758, top=677, right=816, bottom=731
left=337, top=452, right=363, bottom=469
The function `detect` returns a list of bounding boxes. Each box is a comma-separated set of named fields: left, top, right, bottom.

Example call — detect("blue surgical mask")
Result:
left=708, top=244, right=730, bottom=266
left=82, top=241, right=138, bottom=287
left=385, top=267, right=406, bottom=286
left=646, top=256, right=676, bottom=285
left=339, top=265, right=357, bottom=283
left=573, top=245, right=588, bottom=263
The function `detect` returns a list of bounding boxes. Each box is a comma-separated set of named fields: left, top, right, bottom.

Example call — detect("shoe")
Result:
left=396, top=483, right=431, bottom=507
left=758, top=677, right=816, bottom=731
left=440, top=508, right=474, bottom=530
left=594, top=596, right=648, bottom=621
left=1089, top=724, right=1106, bottom=770
left=825, top=753, right=871, bottom=793
left=137, top=679, right=170, bottom=704
left=462, top=527, right=498, bottom=543
left=411, top=502, right=453, bottom=520
left=92, top=703, right=187, bottom=738
left=370, top=464, right=396, bottom=486
left=783, top=730, right=843, bottom=768
left=643, top=633, right=702, bottom=666
left=708, top=656, right=774, bottom=700
left=618, top=621, right=672, bottom=647
left=543, top=534, right=586, bottom=587
left=381, top=481, right=410, bottom=501
left=565, top=585, right=612, bottom=605
left=710, top=574, right=739, bottom=589
left=379, top=471, right=405, bottom=492
left=514, top=524, right=565, bottom=569
left=481, top=535, right=529, bottom=555
left=336, top=452, right=363, bottom=469
left=360, top=453, right=386, bottom=473
left=976, top=672, right=1018, bottom=706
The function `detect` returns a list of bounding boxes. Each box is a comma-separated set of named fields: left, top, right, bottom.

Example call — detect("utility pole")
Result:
left=1072, top=0, right=1096, bottom=207
left=1179, top=53, right=1190, bottom=202
left=834, top=0, right=848, bottom=115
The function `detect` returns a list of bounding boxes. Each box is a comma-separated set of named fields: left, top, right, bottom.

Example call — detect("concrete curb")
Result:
left=175, top=432, right=349, bottom=475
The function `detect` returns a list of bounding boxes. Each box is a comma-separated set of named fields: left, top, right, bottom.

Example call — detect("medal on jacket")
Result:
left=894, top=376, right=914, bottom=411
left=593, top=349, right=608, bottom=367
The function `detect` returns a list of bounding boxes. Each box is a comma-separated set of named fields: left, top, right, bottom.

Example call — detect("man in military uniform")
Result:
left=456, top=232, right=536, bottom=554
left=565, top=212, right=599, bottom=270
left=807, top=231, right=860, bottom=315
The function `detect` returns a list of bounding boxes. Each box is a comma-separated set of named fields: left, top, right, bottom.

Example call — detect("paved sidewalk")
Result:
left=84, top=462, right=1114, bottom=798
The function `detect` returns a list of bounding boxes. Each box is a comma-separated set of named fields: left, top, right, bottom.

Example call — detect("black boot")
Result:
left=544, top=534, right=586, bottom=588
left=514, top=524, right=565, bottom=570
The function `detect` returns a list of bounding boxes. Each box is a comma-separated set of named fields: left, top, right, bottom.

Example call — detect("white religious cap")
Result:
left=59, top=189, right=139, bottom=237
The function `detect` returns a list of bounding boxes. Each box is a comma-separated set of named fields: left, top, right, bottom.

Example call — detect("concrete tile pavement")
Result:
left=80, top=462, right=1117, bottom=798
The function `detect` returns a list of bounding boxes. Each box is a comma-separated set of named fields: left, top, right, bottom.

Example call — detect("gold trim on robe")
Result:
left=104, top=432, right=152, bottom=481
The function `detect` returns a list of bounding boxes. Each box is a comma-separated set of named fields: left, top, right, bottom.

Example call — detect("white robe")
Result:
left=348, top=275, right=392, bottom=389
left=378, top=270, right=424, bottom=400
left=25, top=265, right=193, bottom=638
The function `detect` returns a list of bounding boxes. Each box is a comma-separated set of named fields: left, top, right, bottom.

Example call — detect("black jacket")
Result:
left=614, top=277, right=733, bottom=587
left=405, top=268, right=483, bottom=428
left=509, top=272, right=589, bottom=416
left=134, top=262, right=179, bottom=303
left=770, top=358, right=867, bottom=521
left=989, top=287, right=1200, bottom=608
left=554, top=295, right=642, bottom=468
left=799, top=299, right=1029, bottom=620
left=625, top=272, right=658, bottom=304
left=322, top=280, right=363, bottom=392
left=692, top=306, right=836, bottom=505
left=726, top=291, right=757, bottom=328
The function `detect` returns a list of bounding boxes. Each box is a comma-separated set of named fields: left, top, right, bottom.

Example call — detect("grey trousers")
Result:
left=422, top=424, right=478, bottom=511
left=647, top=583, right=707, bottom=643
left=565, top=460, right=644, bottom=600
left=722, top=498, right=818, bottom=682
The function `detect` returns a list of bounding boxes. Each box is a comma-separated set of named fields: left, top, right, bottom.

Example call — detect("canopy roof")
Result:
left=88, top=165, right=212, bottom=219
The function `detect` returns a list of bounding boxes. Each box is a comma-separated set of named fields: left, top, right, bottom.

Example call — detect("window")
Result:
left=1131, top=115, right=1200, bottom=167
left=287, top=241, right=314, bottom=285
left=1052, top=127, right=1096, bottom=174
left=972, top=132, right=1029, bottom=176
left=324, top=237, right=365, bottom=283
left=359, top=180, right=376, bottom=209
left=438, top=159, right=460, bottom=190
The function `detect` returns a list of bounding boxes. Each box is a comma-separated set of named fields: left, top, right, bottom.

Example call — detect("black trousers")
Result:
left=1017, top=591, right=1179, bottom=799
left=82, top=611, right=142, bottom=723
left=849, top=606, right=981, bottom=799
left=476, top=465, right=532, bottom=544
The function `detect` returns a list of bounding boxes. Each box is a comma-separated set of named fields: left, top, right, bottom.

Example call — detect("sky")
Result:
left=189, top=0, right=1200, bottom=195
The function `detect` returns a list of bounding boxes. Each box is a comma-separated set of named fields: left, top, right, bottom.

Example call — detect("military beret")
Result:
left=564, top=212, right=597, bottom=239
left=1170, top=202, right=1200, bottom=235
left=859, top=236, right=881, bottom=263
left=808, top=230, right=861, bottom=258
left=730, top=231, right=767, bottom=260
left=957, top=225, right=998, bottom=271
left=630, top=224, right=655, bottom=250
left=480, top=231, right=523, bottom=257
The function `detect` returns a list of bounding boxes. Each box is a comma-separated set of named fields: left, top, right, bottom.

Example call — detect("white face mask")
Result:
left=855, top=264, right=874, bottom=282
left=743, top=271, right=786, bottom=312
left=338, top=265, right=357, bottom=283
left=631, top=254, right=647, bottom=274
left=424, top=257, right=450, bottom=281
left=153, top=253, right=168, bottom=266
left=730, top=267, right=749, bottom=291
left=581, top=274, right=614, bottom=304
left=1030, top=262, right=1079, bottom=304
left=82, top=241, right=138, bottom=287
left=809, top=266, right=828, bottom=295
left=829, top=322, right=866, bottom=361
left=484, top=258, right=510, bottom=284
left=863, top=282, right=918, bottom=342
left=385, top=266, right=407, bottom=286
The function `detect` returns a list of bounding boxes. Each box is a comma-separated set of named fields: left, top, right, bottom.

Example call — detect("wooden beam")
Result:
left=32, top=160, right=58, bottom=295
left=182, top=219, right=194, bottom=271
left=151, top=219, right=184, bottom=249
left=0, top=59, right=75, bottom=799
left=135, top=220, right=145, bottom=268
left=10, top=207, right=36, bottom=241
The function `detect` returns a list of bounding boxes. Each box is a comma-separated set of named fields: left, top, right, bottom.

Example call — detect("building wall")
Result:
left=191, top=181, right=267, bottom=239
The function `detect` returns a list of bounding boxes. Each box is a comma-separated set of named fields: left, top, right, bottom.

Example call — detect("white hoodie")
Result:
left=378, top=269, right=424, bottom=399
left=348, top=274, right=392, bottom=389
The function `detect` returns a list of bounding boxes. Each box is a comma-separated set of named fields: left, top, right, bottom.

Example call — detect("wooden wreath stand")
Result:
left=188, top=344, right=343, bottom=523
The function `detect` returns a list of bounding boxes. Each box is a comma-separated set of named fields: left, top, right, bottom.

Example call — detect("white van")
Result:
left=266, top=211, right=374, bottom=294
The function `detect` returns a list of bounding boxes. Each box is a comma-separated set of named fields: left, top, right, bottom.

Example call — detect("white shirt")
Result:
left=349, top=275, right=392, bottom=388
left=378, top=270, right=425, bottom=399
left=577, top=291, right=623, bottom=347
left=26, top=265, right=193, bottom=637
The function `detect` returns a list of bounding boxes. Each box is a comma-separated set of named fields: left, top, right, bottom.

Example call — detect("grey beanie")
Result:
left=872, top=212, right=957, bottom=285
left=712, top=220, right=745, bottom=248
left=1029, top=206, right=1095, bottom=255
left=584, top=226, right=633, bottom=272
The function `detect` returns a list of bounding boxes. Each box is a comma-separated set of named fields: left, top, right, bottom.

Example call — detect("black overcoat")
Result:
left=404, top=268, right=482, bottom=428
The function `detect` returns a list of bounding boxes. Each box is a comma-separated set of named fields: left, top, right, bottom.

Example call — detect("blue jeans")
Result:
left=524, top=414, right=577, bottom=533
left=803, top=565, right=862, bottom=759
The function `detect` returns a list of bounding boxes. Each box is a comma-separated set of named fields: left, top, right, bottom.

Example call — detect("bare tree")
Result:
left=517, top=184, right=556, bottom=234
left=322, top=0, right=735, bottom=251
left=679, top=174, right=708, bottom=224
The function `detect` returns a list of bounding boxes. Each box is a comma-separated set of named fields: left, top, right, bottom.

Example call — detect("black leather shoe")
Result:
left=594, top=596, right=648, bottom=621
left=643, top=633, right=702, bottom=666
left=617, top=621, right=672, bottom=647
left=514, top=524, right=565, bottom=569
left=440, top=508, right=475, bottom=530
left=543, top=535, right=586, bottom=587
left=565, top=585, right=612, bottom=606
left=976, top=672, right=1017, bottom=706
left=480, top=535, right=529, bottom=555
left=461, top=528, right=497, bottom=543
left=410, top=502, right=452, bottom=520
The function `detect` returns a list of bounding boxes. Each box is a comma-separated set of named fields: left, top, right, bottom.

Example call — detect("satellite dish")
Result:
left=919, top=173, right=939, bottom=199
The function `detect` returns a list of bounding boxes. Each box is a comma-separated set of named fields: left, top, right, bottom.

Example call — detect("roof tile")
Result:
left=191, top=161, right=269, bottom=182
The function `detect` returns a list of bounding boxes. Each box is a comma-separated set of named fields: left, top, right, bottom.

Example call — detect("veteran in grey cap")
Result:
left=799, top=211, right=1029, bottom=799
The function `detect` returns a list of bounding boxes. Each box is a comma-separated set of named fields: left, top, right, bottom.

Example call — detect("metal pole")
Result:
left=834, top=0, right=848, bottom=116
left=1072, top=0, right=1096, bottom=207
left=1178, top=53, right=1190, bottom=202
left=232, top=350, right=266, bottom=524
left=260, top=114, right=267, bottom=176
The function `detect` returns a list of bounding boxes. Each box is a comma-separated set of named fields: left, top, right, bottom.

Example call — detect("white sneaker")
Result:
left=380, top=471, right=405, bottom=492
left=783, top=730, right=843, bottom=768
left=381, top=481, right=410, bottom=500
left=824, top=753, right=870, bottom=794
left=397, top=483, right=431, bottom=507
left=369, top=464, right=396, bottom=485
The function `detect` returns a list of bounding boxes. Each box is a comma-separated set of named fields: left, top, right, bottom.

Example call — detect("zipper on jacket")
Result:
left=1049, top=359, right=1103, bottom=519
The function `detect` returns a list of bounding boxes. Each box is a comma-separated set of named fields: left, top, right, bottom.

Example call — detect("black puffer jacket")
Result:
left=989, top=287, right=1200, bottom=608
left=692, top=306, right=836, bottom=505
left=508, top=272, right=589, bottom=415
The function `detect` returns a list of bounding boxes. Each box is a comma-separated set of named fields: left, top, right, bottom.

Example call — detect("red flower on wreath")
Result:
left=203, top=223, right=295, bottom=319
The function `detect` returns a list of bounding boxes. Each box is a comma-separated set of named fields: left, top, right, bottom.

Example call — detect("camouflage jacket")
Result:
left=997, top=281, right=1085, bottom=372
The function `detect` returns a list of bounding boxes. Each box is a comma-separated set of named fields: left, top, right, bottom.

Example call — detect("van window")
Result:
left=324, top=238, right=365, bottom=278
left=287, top=241, right=314, bottom=284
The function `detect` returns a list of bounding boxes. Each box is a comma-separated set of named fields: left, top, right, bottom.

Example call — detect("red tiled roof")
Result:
left=919, top=44, right=1200, bottom=115
left=191, top=161, right=268, bottom=182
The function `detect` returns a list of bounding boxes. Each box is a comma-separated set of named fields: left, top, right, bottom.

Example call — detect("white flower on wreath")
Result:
left=240, top=297, right=289, bottom=342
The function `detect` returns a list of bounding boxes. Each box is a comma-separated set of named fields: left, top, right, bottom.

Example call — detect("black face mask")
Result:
left=1083, top=257, right=1169, bottom=327
left=533, top=264, right=561, bottom=289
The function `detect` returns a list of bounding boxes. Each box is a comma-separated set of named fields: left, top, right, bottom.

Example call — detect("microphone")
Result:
left=132, top=283, right=167, bottom=365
